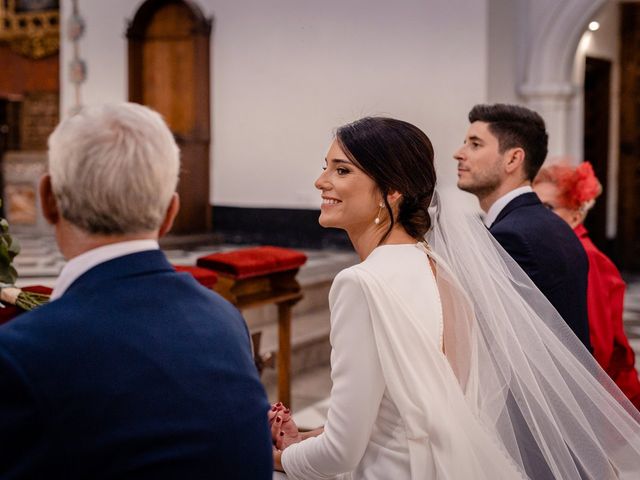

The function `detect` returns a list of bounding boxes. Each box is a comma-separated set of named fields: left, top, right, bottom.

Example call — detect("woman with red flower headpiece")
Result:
left=534, top=162, right=640, bottom=409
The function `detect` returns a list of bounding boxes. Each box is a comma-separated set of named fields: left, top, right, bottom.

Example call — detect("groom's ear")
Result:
left=504, top=147, right=525, bottom=175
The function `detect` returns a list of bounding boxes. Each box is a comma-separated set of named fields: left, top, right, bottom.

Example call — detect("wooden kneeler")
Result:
left=197, top=246, right=307, bottom=407
left=174, top=265, right=219, bottom=289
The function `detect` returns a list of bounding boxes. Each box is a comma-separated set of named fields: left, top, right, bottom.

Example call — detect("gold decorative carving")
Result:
left=9, top=32, right=58, bottom=59
left=0, top=1, right=59, bottom=59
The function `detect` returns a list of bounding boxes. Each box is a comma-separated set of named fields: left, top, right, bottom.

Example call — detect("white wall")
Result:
left=487, top=0, right=520, bottom=104
left=59, top=0, right=133, bottom=114
left=60, top=0, right=488, bottom=209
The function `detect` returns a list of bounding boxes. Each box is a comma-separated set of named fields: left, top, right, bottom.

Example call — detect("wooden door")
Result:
left=0, top=98, right=22, bottom=218
left=583, top=56, right=611, bottom=256
left=618, top=3, right=640, bottom=271
left=128, top=0, right=212, bottom=233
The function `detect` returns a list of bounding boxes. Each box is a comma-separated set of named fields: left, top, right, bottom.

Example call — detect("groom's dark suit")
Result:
left=0, top=250, right=273, bottom=479
left=490, top=192, right=591, bottom=350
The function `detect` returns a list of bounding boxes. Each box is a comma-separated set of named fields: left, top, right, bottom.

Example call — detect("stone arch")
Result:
left=518, top=0, right=607, bottom=158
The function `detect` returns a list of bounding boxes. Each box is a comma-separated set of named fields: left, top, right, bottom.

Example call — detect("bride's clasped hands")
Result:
left=268, top=402, right=301, bottom=451
left=268, top=402, right=326, bottom=472
left=268, top=402, right=304, bottom=472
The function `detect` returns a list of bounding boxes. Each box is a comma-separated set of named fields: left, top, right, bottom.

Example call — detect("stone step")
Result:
left=244, top=250, right=356, bottom=385
left=242, top=279, right=331, bottom=329
left=257, top=307, right=332, bottom=414
left=254, top=307, right=331, bottom=380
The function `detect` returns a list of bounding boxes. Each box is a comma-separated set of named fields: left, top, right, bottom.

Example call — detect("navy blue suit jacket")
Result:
left=490, top=193, right=592, bottom=350
left=0, top=250, right=273, bottom=479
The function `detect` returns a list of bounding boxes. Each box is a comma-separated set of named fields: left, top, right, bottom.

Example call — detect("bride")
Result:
left=271, top=117, right=640, bottom=479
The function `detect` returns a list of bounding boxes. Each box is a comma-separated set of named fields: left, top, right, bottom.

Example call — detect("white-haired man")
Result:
left=0, top=103, right=273, bottom=479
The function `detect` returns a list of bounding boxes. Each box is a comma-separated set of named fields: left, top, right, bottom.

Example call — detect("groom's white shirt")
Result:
left=51, top=240, right=159, bottom=300
left=482, top=186, right=533, bottom=228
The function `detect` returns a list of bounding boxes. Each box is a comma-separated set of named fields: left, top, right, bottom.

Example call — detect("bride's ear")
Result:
left=387, top=190, right=403, bottom=205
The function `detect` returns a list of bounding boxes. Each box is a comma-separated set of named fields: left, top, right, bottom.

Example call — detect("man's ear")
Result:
left=504, top=147, right=526, bottom=175
left=158, top=193, right=180, bottom=237
left=39, top=174, right=60, bottom=225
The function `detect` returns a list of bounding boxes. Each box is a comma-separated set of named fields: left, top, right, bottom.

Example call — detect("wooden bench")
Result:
left=196, top=246, right=307, bottom=407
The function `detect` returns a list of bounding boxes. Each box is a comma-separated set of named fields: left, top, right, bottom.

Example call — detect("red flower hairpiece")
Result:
left=535, top=161, right=602, bottom=210
left=562, top=162, right=602, bottom=210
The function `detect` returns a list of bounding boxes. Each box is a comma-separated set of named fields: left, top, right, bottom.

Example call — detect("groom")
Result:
left=454, top=103, right=591, bottom=350
left=0, top=103, right=273, bottom=478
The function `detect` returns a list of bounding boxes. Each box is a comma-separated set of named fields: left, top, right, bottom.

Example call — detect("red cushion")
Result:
left=0, top=285, right=53, bottom=326
left=196, top=246, right=307, bottom=280
left=174, top=265, right=218, bottom=288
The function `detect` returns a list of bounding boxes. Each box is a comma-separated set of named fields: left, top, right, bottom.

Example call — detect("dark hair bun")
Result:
left=398, top=194, right=432, bottom=239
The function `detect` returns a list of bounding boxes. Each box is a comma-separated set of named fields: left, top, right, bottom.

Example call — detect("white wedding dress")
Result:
left=281, top=243, right=523, bottom=479
left=281, top=189, right=640, bottom=479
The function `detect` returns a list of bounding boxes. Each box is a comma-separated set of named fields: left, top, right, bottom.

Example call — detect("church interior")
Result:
left=1, top=0, right=639, bottom=422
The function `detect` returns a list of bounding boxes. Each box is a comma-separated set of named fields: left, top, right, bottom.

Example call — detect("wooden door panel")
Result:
left=128, top=0, right=211, bottom=234
left=142, top=39, right=195, bottom=134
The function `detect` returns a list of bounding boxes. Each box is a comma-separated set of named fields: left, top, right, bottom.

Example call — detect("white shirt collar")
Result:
left=51, top=239, right=159, bottom=300
left=483, top=186, right=533, bottom=228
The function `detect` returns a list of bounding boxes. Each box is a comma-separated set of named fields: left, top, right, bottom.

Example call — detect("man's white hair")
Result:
left=47, top=102, right=180, bottom=234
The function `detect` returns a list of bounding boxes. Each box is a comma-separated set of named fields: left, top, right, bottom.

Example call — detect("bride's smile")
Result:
left=320, top=196, right=341, bottom=206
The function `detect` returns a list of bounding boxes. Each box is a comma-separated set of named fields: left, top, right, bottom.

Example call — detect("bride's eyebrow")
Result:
left=326, top=158, right=353, bottom=165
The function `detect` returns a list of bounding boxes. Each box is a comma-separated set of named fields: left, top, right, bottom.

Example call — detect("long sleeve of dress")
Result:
left=281, top=268, right=386, bottom=479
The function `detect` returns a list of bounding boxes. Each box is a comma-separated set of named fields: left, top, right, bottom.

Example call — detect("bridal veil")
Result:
left=419, top=188, right=640, bottom=479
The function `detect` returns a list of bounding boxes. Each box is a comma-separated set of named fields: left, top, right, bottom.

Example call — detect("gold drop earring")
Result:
left=374, top=202, right=384, bottom=225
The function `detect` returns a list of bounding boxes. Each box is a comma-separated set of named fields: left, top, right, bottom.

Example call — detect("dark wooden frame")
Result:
left=618, top=3, right=640, bottom=271
left=583, top=56, right=611, bottom=255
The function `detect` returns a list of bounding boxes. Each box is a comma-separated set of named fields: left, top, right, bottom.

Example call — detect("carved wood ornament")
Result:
left=0, top=0, right=59, bottom=59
